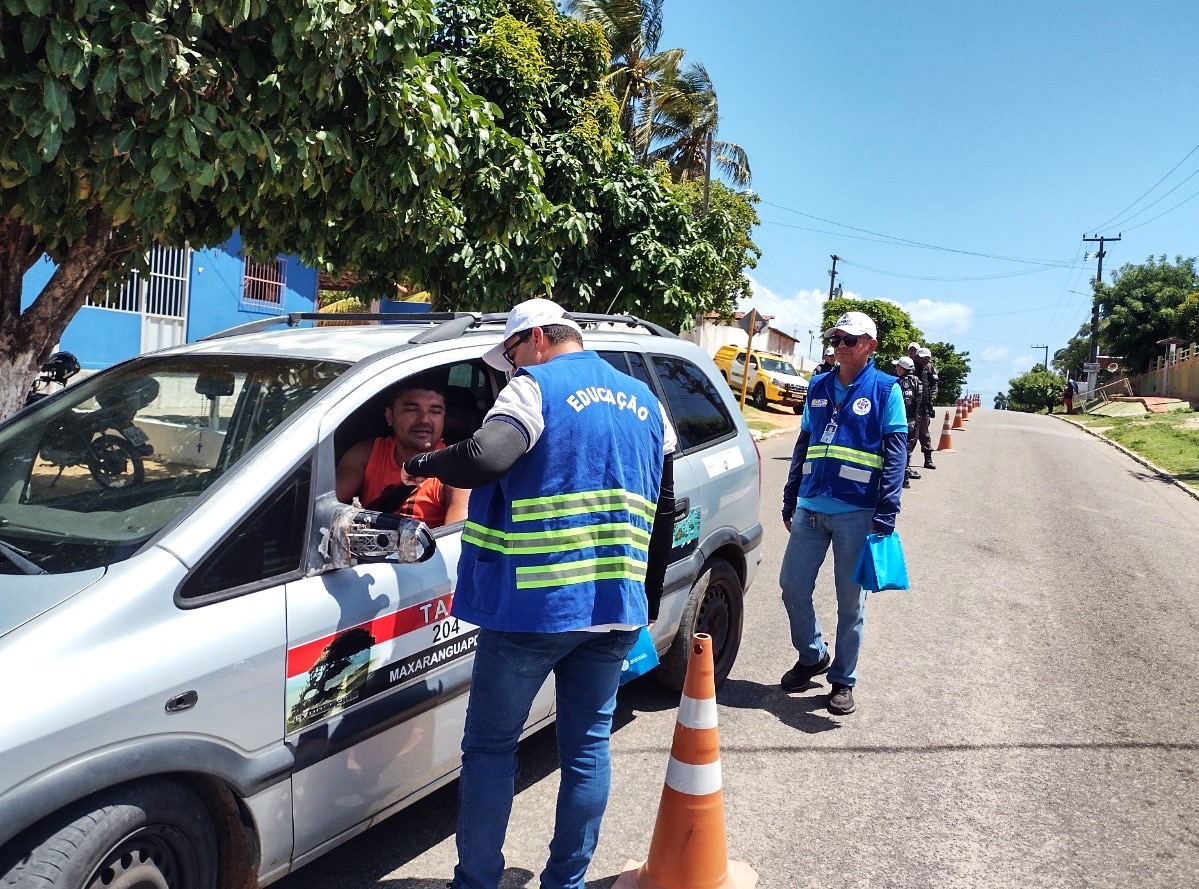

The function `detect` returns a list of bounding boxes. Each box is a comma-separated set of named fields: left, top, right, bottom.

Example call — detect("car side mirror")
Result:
left=319, top=504, right=436, bottom=567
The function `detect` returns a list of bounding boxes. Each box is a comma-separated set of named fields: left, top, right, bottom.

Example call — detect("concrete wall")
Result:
left=1131, top=342, right=1199, bottom=400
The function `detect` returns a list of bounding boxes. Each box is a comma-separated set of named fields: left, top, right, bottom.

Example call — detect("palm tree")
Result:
left=565, top=0, right=683, bottom=161
left=648, top=61, right=750, bottom=189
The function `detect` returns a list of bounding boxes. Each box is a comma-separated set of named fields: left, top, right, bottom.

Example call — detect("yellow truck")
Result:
left=713, top=345, right=808, bottom=413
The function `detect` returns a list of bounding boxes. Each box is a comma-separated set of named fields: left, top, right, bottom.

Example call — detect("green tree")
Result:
left=1006, top=367, right=1065, bottom=413
left=423, top=0, right=755, bottom=329
left=1177, top=291, right=1199, bottom=347
left=648, top=61, right=750, bottom=188
left=1098, top=254, right=1199, bottom=374
left=821, top=297, right=923, bottom=367
left=926, top=341, right=970, bottom=404
left=563, top=0, right=682, bottom=162
left=0, top=0, right=544, bottom=419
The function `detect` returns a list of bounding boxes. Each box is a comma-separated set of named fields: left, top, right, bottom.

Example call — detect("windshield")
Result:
left=0, top=355, right=346, bottom=575
left=761, top=358, right=800, bottom=376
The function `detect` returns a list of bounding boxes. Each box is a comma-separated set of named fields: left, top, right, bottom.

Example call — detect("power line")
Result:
left=1120, top=183, right=1199, bottom=233
left=1096, top=166, right=1199, bottom=233
left=838, top=257, right=1080, bottom=283
left=1091, top=138, right=1199, bottom=233
left=758, top=200, right=1079, bottom=267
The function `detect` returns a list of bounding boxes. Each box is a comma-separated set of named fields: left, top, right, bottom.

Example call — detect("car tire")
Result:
left=657, top=558, right=744, bottom=692
left=752, top=385, right=767, bottom=410
left=2, top=780, right=218, bottom=889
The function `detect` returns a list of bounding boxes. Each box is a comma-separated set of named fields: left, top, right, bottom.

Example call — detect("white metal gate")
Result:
left=89, top=245, right=191, bottom=353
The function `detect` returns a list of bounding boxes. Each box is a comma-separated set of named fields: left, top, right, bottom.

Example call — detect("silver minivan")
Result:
left=0, top=312, right=761, bottom=889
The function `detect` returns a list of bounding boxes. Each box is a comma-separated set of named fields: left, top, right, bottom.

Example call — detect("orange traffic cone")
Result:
left=615, top=634, right=757, bottom=889
left=937, top=411, right=956, bottom=451
left=962, top=398, right=972, bottom=420
left=951, top=404, right=965, bottom=430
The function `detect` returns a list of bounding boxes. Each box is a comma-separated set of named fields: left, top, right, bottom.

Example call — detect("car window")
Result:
left=648, top=355, right=736, bottom=453
left=761, top=357, right=799, bottom=375
left=0, top=356, right=345, bottom=575
left=179, top=460, right=311, bottom=599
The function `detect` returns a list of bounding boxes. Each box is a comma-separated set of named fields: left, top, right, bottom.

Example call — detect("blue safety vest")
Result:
left=453, top=351, right=665, bottom=632
left=801, top=364, right=893, bottom=509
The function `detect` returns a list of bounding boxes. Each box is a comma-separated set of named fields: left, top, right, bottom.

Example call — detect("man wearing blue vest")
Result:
left=779, top=310, right=907, bottom=715
left=404, top=298, right=677, bottom=889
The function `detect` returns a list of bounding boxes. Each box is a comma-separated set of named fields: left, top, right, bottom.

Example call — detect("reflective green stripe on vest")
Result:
left=515, top=556, right=649, bottom=590
left=806, top=444, right=883, bottom=470
left=510, top=488, right=655, bottom=524
left=462, top=521, right=651, bottom=556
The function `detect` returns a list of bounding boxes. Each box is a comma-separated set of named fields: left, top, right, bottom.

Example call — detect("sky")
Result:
left=660, top=0, right=1199, bottom=403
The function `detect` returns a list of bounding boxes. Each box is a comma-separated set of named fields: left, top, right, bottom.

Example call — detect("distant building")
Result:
left=682, top=311, right=813, bottom=371
left=21, top=232, right=318, bottom=371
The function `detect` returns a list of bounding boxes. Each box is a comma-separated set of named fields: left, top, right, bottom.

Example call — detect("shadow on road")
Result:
left=717, top=677, right=841, bottom=734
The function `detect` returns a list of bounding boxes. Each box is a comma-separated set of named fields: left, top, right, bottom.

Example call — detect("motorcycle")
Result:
left=30, top=355, right=159, bottom=490
left=25, top=351, right=81, bottom=407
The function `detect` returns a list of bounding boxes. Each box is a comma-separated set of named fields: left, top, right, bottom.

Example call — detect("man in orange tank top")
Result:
left=335, top=378, right=469, bottom=527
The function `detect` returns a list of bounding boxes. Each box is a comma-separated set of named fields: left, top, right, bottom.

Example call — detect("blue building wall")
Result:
left=19, top=233, right=319, bottom=371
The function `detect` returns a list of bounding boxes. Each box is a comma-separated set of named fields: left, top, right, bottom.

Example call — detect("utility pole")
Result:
left=827, top=255, right=841, bottom=300
left=1082, top=234, right=1121, bottom=393
left=1031, top=344, right=1049, bottom=371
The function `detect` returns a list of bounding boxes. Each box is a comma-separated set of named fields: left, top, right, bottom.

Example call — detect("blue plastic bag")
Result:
left=853, top=531, right=910, bottom=592
left=620, top=626, right=660, bottom=684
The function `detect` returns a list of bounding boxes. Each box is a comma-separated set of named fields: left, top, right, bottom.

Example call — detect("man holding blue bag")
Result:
left=779, top=311, right=907, bottom=715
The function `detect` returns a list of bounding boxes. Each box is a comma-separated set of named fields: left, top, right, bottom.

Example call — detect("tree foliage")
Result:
left=1098, top=255, right=1199, bottom=374
left=1006, top=367, right=1064, bottom=413
left=926, top=341, right=970, bottom=404
left=422, top=0, right=755, bottom=329
left=821, top=297, right=923, bottom=368
left=0, top=0, right=543, bottom=418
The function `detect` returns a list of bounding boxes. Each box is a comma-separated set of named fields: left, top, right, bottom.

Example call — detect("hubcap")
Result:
left=88, top=828, right=187, bottom=889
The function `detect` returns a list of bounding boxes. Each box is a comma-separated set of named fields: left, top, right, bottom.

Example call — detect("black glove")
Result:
left=926, top=406, right=935, bottom=419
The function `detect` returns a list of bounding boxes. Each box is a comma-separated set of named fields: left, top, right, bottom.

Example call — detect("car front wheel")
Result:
left=752, top=385, right=767, bottom=410
left=657, top=557, right=744, bottom=691
left=2, top=780, right=218, bottom=889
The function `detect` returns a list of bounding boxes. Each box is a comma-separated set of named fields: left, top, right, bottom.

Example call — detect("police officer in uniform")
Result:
left=815, top=345, right=838, bottom=375
left=893, top=356, right=921, bottom=487
left=914, top=346, right=939, bottom=469
left=404, top=298, right=677, bottom=889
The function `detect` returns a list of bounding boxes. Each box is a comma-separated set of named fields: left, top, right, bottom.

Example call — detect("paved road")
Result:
left=277, top=409, right=1199, bottom=889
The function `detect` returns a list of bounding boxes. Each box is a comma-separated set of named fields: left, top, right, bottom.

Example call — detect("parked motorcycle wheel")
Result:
left=88, top=434, right=145, bottom=488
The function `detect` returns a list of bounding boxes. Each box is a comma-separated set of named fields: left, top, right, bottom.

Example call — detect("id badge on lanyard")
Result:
left=820, top=420, right=838, bottom=444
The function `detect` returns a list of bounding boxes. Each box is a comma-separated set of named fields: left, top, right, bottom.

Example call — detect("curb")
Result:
left=1054, top=414, right=1199, bottom=504
left=753, top=427, right=796, bottom=442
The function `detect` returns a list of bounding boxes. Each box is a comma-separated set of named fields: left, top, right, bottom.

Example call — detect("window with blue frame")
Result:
left=240, top=258, right=287, bottom=314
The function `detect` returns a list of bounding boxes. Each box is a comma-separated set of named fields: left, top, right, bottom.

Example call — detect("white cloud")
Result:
left=1011, top=353, right=1035, bottom=369
left=901, top=298, right=973, bottom=338
left=981, top=346, right=1010, bottom=362
left=740, top=277, right=828, bottom=338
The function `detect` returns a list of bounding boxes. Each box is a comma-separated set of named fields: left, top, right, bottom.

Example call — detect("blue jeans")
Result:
left=453, top=627, right=640, bottom=889
left=779, top=507, right=873, bottom=687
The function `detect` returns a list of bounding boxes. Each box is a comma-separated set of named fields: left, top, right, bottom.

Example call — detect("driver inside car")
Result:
left=335, top=375, right=469, bottom=528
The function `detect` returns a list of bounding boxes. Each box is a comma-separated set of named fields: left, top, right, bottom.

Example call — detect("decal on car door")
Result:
left=285, top=592, right=478, bottom=732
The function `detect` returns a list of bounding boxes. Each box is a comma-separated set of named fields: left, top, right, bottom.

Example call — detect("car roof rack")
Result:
left=200, top=310, right=678, bottom=343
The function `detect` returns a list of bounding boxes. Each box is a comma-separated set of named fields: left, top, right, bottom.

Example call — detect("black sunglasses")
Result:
left=502, top=329, right=535, bottom=368
left=827, top=334, right=861, bottom=347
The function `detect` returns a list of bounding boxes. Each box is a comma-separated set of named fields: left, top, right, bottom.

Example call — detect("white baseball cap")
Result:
left=483, top=298, right=583, bottom=369
left=916, top=347, right=932, bottom=358
left=908, top=342, right=921, bottom=351
left=824, top=346, right=836, bottom=357
left=823, top=310, right=877, bottom=340
left=893, top=356, right=915, bottom=371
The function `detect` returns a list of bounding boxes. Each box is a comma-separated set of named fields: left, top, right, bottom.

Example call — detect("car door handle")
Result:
left=673, top=497, right=690, bottom=524
left=165, top=690, right=198, bottom=713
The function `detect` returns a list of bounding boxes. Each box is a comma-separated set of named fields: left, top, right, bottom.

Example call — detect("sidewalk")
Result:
left=1054, top=413, right=1199, bottom=503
